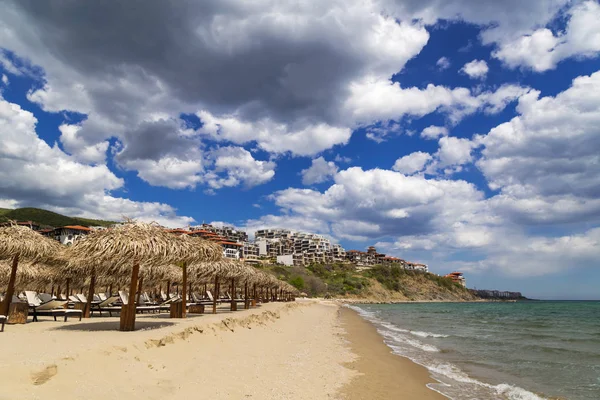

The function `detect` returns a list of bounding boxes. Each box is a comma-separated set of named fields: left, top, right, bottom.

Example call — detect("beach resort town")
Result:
left=21, top=221, right=434, bottom=273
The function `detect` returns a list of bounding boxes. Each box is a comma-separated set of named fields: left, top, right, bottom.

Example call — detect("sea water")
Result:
left=349, top=301, right=600, bottom=400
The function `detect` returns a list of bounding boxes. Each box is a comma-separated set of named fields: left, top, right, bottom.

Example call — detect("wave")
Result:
left=347, top=304, right=548, bottom=400
left=411, top=330, right=450, bottom=338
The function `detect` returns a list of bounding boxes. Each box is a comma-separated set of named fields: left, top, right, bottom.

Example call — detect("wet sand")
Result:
left=339, top=306, right=446, bottom=399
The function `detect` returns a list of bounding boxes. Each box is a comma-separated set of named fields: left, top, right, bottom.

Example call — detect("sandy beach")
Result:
left=0, top=300, right=443, bottom=400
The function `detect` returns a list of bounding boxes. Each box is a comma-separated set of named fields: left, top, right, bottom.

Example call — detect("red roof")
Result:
left=218, top=241, right=243, bottom=247
left=62, top=225, right=92, bottom=232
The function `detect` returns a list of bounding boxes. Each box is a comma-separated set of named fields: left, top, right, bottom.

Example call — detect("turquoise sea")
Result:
left=350, top=301, right=600, bottom=400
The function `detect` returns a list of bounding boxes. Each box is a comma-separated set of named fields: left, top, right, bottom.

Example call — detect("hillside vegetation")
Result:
left=258, top=263, right=477, bottom=302
left=0, top=208, right=114, bottom=228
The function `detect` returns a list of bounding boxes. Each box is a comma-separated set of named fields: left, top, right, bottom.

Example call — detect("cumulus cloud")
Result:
left=392, top=152, right=432, bottom=174
left=476, top=70, right=600, bottom=225
left=1, top=74, right=8, bottom=85
left=461, top=59, right=489, bottom=79
left=493, top=1, right=600, bottom=71
left=0, top=94, right=193, bottom=227
left=205, top=147, right=276, bottom=190
left=420, top=125, right=448, bottom=140
left=301, top=157, right=338, bottom=185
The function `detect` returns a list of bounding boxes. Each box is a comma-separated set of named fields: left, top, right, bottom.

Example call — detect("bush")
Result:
left=289, top=276, right=305, bottom=290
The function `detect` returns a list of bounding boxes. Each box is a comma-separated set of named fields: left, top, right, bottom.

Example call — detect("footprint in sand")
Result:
left=31, top=364, right=58, bottom=385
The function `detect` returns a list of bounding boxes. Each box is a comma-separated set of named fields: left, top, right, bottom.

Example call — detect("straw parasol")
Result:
left=64, top=221, right=222, bottom=331
left=0, top=224, right=61, bottom=316
left=173, top=234, right=222, bottom=318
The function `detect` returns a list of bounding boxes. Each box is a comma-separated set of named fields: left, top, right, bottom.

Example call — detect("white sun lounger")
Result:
left=25, top=291, right=82, bottom=322
left=91, top=296, right=121, bottom=317
left=118, top=291, right=159, bottom=313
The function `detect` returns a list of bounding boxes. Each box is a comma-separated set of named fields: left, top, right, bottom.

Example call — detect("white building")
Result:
left=276, top=254, right=294, bottom=266
left=52, top=225, right=92, bottom=245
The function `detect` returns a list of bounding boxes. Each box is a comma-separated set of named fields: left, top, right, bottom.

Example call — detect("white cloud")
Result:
left=436, top=136, right=476, bottom=168
left=334, top=155, right=352, bottom=163
left=345, top=77, right=527, bottom=126
left=123, top=157, right=204, bottom=190
left=420, top=125, right=448, bottom=140
left=461, top=59, right=489, bottom=79
left=1, top=74, right=8, bottom=85
left=197, top=110, right=352, bottom=156
left=436, top=56, right=451, bottom=70
left=392, top=152, right=432, bottom=174
left=301, top=157, right=338, bottom=185
left=0, top=94, right=194, bottom=227
left=206, top=146, right=276, bottom=190
left=476, top=70, right=600, bottom=225
left=493, top=1, right=600, bottom=71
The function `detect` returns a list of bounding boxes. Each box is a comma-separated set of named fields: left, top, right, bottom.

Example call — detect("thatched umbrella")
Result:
left=64, top=221, right=221, bottom=331
left=190, top=259, right=246, bottom=313
left=0, top=224, right=61, bottom=316
left=0, top=260, right=44, bottom=294
left=173, top=235, right=222, bottom=318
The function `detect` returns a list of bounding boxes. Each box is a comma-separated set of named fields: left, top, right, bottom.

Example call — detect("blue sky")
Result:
left=1, top=0, right=600, bottom=299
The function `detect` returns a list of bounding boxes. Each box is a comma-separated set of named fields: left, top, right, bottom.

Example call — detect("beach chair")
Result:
left=91, top=296, right=121, bottom=317
left=98, top=293, right=108, bottom=301
left=227, top=292, right=246, bottom=305
left=38, top=293, right=53, bottom=303
left=69, top=295, right=80, bottom=303
left=25, top=291, right=82, bottom=322
left=206, top=291, right=224, bottom=304
left=0, top=315, right=6, bottom=332
left=118, top=291, right=159, bottom=314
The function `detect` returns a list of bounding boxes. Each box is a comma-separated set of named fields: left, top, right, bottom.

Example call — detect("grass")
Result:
left=258, top=262, right=472, bottom=299
left=0, top=207, right=114, bottom=228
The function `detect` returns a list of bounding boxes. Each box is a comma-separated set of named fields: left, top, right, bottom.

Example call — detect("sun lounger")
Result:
left=69, top=295, right=80, bottom=303
left=25, top=291, right=82, bottom=322
left=98, top=293, right=108, bottom=301
left=118, top=291, right=159, bottom=314
left=0, top=315, right=6, bottom=332
left=206, top=291, right=225, bottom=304
left=38, top=293, right=54, bottom=303
left=91, top=296, right=121, bottom=317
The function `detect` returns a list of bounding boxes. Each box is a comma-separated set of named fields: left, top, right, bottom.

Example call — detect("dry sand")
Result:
left=0, top=300, right=444, bottom=400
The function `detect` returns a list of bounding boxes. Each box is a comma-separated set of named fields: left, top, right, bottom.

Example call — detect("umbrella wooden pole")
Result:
left=136, top=275, right=144, bottom=305
left=66, top=279, right=70, bottom=298
left=244, top=283, right=249, bottom=309
left=181, top=263, right=188, bottom=318
left=84, top=269, right=96, bottom=318
left=51, top=284, right=55, bottom=297
left=0, top=253, right=19, bottom=316
left=203, top=284, right=207, bottom=297
left=109, top=284, right=113, bottom=296
left=212, top=276, right=219, bottom=314
left=166, top=280, right=171, bottom=299
left=120, top=261, right=140, bottom=331
left=230, top=278, right=235, bottom=311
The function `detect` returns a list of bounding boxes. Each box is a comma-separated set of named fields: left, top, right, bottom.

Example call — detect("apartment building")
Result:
left=242, top=242, right=260, bottom=264
left=194, top=223, right=248, bottom=243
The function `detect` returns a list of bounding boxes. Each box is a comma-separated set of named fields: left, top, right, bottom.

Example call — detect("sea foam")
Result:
left=347, top=304, right=549, bottom=400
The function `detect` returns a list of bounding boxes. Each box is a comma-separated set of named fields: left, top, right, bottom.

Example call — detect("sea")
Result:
left=348, top=301, right=600, bottom=400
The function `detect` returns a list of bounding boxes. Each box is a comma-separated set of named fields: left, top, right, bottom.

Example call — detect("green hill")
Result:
left=0, top=207, right=115, bottom=228
left=259, top=263, right=478, bottom=302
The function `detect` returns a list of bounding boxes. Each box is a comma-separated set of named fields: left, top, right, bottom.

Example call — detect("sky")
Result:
left=1, top=0, right=599, bottom=299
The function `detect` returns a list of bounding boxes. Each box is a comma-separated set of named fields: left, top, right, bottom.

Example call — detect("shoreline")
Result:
left=338, top=305, right=446, bottom=400
left=1, top=300, right=453, bottom=399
